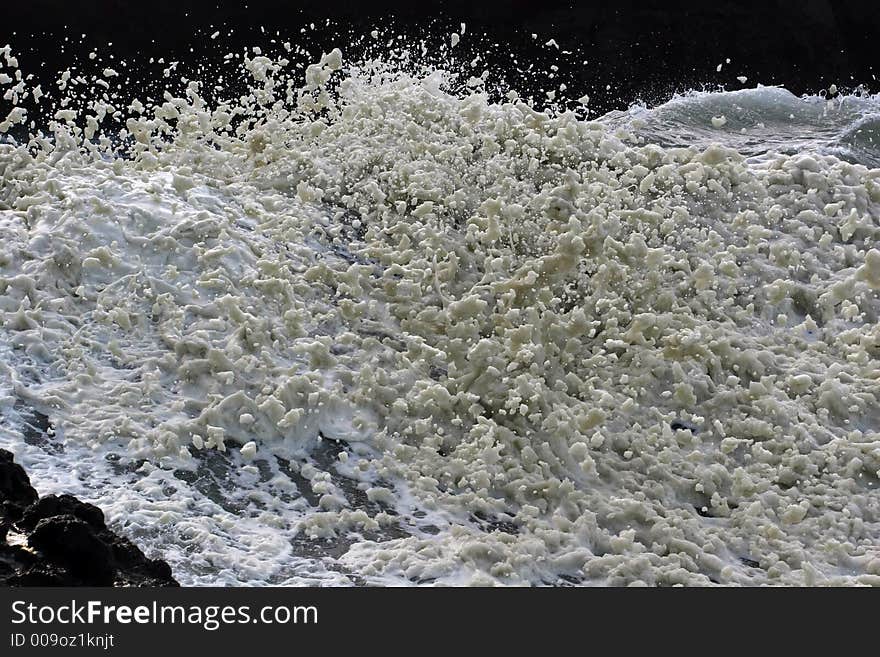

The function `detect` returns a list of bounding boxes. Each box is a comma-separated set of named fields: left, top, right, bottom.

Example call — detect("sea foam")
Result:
left=1, top=34, right=879, bottom=585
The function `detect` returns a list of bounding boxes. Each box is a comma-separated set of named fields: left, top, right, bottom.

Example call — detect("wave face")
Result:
left=602, top=87, right=880, bottom=168
left=1, top=40, right=880, bottom=586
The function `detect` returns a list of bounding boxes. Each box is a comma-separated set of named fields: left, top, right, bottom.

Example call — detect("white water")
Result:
left=604, top=86, right=880, bottom=167
left=1, top=40, right=880, bottom=586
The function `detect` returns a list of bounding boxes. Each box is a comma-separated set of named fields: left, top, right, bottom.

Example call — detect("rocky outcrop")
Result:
left=0, top=449, right=178, bottom=587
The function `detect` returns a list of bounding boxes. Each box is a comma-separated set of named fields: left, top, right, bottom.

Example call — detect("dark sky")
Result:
left=2, top=1, right=878, bottom=114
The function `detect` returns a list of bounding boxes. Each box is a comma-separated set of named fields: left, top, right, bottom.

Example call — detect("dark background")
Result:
left=1, top=1, right=878, bottom=114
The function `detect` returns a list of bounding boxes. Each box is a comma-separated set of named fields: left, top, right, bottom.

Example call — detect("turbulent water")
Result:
left=607, top=86, right=880, bottom=168
left=1, top=35, right=879, bottom=586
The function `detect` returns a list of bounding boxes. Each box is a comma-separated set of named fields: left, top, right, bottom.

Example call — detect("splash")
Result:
left=1, top=31, right=880, bottom=586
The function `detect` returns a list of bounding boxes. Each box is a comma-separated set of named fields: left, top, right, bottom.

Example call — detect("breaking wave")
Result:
left=1, top=32, right=879, bottom=586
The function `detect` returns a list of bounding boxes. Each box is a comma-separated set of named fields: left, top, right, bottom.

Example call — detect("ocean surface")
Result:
left=1, top=34, right=879, bottom=586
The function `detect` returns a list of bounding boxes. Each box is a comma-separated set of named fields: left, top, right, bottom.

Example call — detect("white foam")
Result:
left=1, top=42, right=879, bottom=586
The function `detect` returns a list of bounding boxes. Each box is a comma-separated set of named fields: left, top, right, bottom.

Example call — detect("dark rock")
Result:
left=29, top=515, right=115, bottom=585
left=19, top=494, right=105, bottom=531
left=0, top=449, right=39, bottom=522
left=0, top=449, right=178, bottom=587
left=6, top=567, right=74, bottom=587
